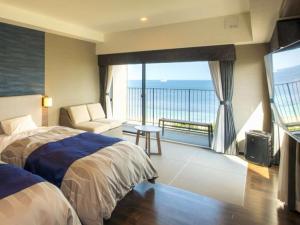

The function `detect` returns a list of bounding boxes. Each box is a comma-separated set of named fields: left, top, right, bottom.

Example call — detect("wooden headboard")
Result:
left=0, top=95, right=43, bottom=127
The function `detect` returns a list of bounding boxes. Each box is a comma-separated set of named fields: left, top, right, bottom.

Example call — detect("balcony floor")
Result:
left=123, top=123, right=211, bottom=148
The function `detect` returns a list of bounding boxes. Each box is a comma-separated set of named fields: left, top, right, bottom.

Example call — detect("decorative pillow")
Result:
left=87, top=103, right=106, bottom=120
left=1, top=115, right=37, bottom=135
left=68, top=105, right=91, bottom=124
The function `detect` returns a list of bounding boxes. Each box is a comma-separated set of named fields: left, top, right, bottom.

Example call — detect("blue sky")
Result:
left=273, top=47, right=300, bottom=71
left=128, top=61, right=211, bottom=80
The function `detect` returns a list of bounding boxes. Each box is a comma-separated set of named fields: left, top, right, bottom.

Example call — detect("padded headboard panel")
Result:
left=0, top=95, right=42, bottom=128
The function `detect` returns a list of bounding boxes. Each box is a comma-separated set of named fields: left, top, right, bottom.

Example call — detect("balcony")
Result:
left=124, top=87, right=218, bottom=147
left=274, top=80, right=300, bottom=132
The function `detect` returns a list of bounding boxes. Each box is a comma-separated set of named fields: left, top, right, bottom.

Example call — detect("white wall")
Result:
left=96, top=17, right=271, bottom=153
left=97, top=42, right=271, bottom=153
left=45, top=33, right=99, bottom=126
left=233, top=44, right=271, bottom=152
left=97, top=13, right=252, bottom=54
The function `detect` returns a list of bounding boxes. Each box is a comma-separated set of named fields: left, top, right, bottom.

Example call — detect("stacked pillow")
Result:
left=0, top=115, right=37, bottom=135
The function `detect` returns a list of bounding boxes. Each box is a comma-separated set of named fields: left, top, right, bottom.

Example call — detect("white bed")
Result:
left=0, top=94, right=44, bottom=157
left=0, top=95, right=158, bottom=225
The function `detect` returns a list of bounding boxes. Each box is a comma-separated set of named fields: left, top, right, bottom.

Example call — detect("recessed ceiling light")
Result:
left=140, top=17, right=148, bottom=22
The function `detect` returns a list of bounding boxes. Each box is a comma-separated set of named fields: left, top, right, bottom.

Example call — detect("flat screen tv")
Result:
left=265, top=41, right=300, bottom=138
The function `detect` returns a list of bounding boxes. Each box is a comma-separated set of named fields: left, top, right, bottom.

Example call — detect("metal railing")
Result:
left=127, top=88, right=218, bottom=124
left=274, top=80, right=300, bottom=124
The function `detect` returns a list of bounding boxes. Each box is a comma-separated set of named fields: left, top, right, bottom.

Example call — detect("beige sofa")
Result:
left=59, top=103, right=124, bottom=137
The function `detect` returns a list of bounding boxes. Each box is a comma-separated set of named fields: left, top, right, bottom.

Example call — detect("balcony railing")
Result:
left=274, top=80, right=300, bottom=124
left=127, top=88, right=218, bottom=125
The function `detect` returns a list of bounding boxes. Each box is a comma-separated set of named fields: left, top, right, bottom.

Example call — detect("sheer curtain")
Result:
left=209, top=61, right=225, bottom=153
left=105, top=66, right=113, bottom=118
left=265, top=55, right=284, bottom=155
left=277, top=129, right=300, bottom=213
left=209, top=61, right=237, bottom=155
left=265, top=54, right=300, bottom=212
left=220, top=61, right=237, bottom=155
left=297, top=144, right=300, bottom=212
left=99, top=65, right=108, bottom=116
left=99, top=65, right=113, bottom=118
left=112, top=65, right=128, bottom=121
left=277, top=128, right=290, bottom=207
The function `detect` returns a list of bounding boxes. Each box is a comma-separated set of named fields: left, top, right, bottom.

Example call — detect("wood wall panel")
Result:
left=98, top=45, right=236, bottom=66
left=280, top=0, right=300, bottom=18
left=0, top=22, right=45, bottom=97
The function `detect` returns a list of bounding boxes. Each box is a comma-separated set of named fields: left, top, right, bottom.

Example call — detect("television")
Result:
left=265, top=41, right=300, bottom=139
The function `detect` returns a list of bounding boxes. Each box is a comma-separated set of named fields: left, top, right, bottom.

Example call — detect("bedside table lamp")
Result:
left=42, top=96, right=52, bottom=126
left=43, top=96, right=53, bottom=108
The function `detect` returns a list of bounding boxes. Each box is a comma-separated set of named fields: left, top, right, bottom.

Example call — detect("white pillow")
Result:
left=1, top=115, right=37, bottom=135
left=68, top=105, right=91, bottom=124
left=87, top=103, right=106, bottom=120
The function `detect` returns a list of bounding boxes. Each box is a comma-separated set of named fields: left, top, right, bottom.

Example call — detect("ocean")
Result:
left=127, top=80, right=218, bottom=124
left=128, top=80, right=214, bottom=90
left=126, top=78, right=300, bottom=125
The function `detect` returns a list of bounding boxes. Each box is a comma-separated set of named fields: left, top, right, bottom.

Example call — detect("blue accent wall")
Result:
left=0, top=22, right=45, bottom=97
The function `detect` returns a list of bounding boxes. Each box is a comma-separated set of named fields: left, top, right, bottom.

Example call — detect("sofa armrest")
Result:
left=59, top=108, right=74, bottom=128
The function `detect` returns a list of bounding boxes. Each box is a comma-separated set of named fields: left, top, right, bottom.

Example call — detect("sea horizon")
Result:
left=128, top=79, right=214, bottom=90
left=127, top=79, right=218, bottom=123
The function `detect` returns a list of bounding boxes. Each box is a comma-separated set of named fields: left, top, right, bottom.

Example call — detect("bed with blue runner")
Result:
left=24, top=132, right=122, bottom=188
left=0, top=164, right=44, bottom=199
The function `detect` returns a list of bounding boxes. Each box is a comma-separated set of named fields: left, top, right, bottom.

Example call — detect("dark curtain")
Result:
left=220, top=61, right=237, bottom=155
left=99, top=65, right=109, bottom=114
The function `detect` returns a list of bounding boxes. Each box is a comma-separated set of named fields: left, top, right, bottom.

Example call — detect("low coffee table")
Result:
left=135, top=125, right=162, bottom=157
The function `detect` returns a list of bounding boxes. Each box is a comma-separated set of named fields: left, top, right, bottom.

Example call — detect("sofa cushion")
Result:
left=73, top=121, right=110, bottom=133
left=87, top=103, right=106, bottom=120
left=68, top=105, right=91, bottom=125
left=93, top=118, right=123, bottom=129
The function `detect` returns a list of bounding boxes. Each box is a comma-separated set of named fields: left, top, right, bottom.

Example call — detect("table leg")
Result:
left=208, top=126, right=212, bottom=148
left=156, top=132, right=162, bottom=155
left=145, top=132, right=148, bottom=152
left=136, top=130, right=140, bottom=145
left=148, top=133, right=151, bottom=156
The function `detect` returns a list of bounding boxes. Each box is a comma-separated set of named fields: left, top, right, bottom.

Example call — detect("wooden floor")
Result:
left=104, top=164, right=300, bottom=225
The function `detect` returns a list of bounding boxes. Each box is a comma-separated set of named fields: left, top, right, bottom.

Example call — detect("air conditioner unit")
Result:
left=245, top=130, right=272, bottom=167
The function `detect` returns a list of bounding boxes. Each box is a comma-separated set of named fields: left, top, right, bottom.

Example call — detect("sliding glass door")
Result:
left=112, top=61, right=218, bottom=147
left=145, top=62, right=217, bottom=123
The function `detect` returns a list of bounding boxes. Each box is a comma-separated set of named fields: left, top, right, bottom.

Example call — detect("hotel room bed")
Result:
left=1, top=126, right=158, bottom=225
left=0, top=161, right=81, bottom=225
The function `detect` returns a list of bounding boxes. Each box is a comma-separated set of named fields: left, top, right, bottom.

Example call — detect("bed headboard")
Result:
left=0, top=95, right=43, bottom=127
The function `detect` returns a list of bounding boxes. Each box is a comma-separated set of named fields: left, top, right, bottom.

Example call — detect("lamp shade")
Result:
left=43, top=96, right=53, bottom=107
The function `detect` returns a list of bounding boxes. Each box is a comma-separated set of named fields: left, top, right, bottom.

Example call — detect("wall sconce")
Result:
left=43, top=96, right=53, bottom=108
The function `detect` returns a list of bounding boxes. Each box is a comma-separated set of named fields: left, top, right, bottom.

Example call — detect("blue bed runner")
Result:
left=0, top=164, right=44, bottom=199
left=24, top=132, right=122, bottom=187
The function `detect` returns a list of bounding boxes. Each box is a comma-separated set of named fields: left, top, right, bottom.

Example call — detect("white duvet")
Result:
left=1, top=126, right=158, bottom=225
left=0, top=161, right=81, bottom=225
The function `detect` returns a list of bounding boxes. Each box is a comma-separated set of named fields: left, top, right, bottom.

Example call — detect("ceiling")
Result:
left=0, top=0, right=283, bottom=47
left=0, top=0, right=250, bottom=32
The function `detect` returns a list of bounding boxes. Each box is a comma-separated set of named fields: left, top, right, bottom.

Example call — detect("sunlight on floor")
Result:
left=248, top=163, right=270, bottom=179
left=225, top=154, right=248, bottom=166
left=124, top=134, right=248, bottom=206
